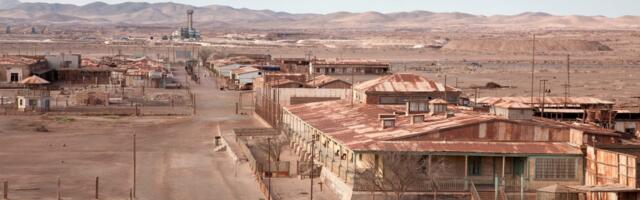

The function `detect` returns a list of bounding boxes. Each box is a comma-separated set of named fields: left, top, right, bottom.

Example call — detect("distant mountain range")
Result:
left=0, top=0, right=639, bottom=30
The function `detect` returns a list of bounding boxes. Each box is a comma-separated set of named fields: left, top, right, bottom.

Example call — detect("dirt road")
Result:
left=0, top=65, right=265, bottom=200
left=134, top=65, right=264, bottom=200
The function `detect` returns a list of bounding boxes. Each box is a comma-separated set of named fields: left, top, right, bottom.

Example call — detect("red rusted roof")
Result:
left=0, top=55, right=42, bottom=65
left=494, top=101, right=532, bottom=109
left=358, top=141, right=582, bottom=155
left=307, top=75, right=350, bottom=87
left=231, top=66, right=260, bottom=74
left=312, top=59, right=389, bottom=66
left=285, top=100, right=598, bottom=154
left=475, top=97, right=614, bottom=106
left=429, top=98, right=449, bottom=104
left=354, top=73, right=460, bottom=93
left=19, top=75, right=49, bottom=85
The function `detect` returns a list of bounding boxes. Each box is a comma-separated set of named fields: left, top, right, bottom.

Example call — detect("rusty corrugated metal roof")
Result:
left=19, top=75, right=49, bottom=85
left=354, top=73, right=460, bottom=93
left=475, top=97, right=614, bottom=106
left=312, top=59, right=389, bottom=66
left=494, top=101, right=532, bottom=109
left=356, top=141, right=582, bottom=155
left=231, top=66, right=260, bottom=74
left=307, top=75, right=350, bottom=87
left=0, top=55, right=42, bottom=65
left=286, top=100, right=601, bottom=154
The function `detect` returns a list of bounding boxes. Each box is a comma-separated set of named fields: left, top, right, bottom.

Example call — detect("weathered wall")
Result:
left=257, top=87, right=351, bottom=106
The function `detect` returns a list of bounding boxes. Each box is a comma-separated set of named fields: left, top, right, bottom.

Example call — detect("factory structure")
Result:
left=171, top=9, right=201, bottom=41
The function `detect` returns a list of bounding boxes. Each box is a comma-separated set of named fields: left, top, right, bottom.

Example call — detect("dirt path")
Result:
left=134, top=65, right=264, bottom=200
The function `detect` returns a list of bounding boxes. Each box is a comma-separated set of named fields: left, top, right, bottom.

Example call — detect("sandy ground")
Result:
left=0, top=65, right=265, bottom=200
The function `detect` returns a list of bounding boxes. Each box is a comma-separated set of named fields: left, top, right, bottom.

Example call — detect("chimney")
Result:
left=187, top=9, right=194, bottom=30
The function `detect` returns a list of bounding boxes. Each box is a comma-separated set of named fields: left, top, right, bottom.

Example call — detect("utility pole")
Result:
left=540, top=79, right=549, bottom=117
left=444, top=75, right=448, bottom=102
left=474, top=88, right=479, bottom=108
left=310, top=138, right=315, bottom=200
left=531, top=34, right=536, bottom=105
left=267, top=137, right=272, bottom=200
left=132, top=133, right=136, bottom=199
left=563, top=54, right=571, bottom=108
left=95, top=176, right=100, bottom=199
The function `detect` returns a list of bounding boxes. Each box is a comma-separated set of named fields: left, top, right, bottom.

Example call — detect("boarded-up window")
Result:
left=535, top=158, right=576, bottom=180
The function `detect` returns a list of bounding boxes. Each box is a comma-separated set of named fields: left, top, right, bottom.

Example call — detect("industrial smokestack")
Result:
left=187, top=9, right=194, bottom=30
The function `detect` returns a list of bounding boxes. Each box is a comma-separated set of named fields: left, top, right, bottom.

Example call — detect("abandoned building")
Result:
left=310, top=59, right=390, bottom=75
left=272, top=71, right=640, bottom=200
left=0, top=55, right=51, bottom=84
left=354, top=73, right=461, bottom=104
left=274, top=58, right=310, bottom=74
left=16, top=75, right=51, bottom=112
left=307, top=75, right=352, bottom=89
left=45, top=53, right=81, bottom=70
left=282, top=96, right=640, bottom=200
left=254, top=73, right=309, bottom=89
left=231, top=67, right=263, bottom=90
left=227, top=53, right=272, bottom=64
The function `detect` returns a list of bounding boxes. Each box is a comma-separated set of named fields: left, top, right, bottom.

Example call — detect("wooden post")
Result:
left=3, top=181, right=7, bottom=200
left=494, top=176, right=499, bottom=200
left=502, top=156, right=506, bottom=185
left=345, top=152, right=349, bottom=183
left=57, top=177, right=61, bottom=200
left=464, top=155, right=469, bottom=190
left=95, top=176, right=99, bottom=199
left=428, top=154, right=432, bottom=178
left=192, top=93, right=196, bottom=115
left=520, top=175, right=525, bottom=200
left=132, top=133, right=136, bottom=199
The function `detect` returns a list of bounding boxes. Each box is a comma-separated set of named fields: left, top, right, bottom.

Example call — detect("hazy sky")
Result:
left=18, top=0, right=640, bottom=17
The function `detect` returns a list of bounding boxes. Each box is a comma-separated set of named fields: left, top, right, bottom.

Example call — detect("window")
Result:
left=409, top=102, right=429, bottom=112
left=10, top=73, right=19, bottom=82
left=19, top=99, right=23, bottom=106
left=380, top=96, right=408, bottom=105
left=380, top=97, right=397, bottom=104
left=382, top=119, right=395, bottom=128
left=412, top=115, right=425, bottom=123
left=468, top=157, right=482, bottom=176
left=625, top=128, right=636, bottom=134
left=535, top=158, right=576, bottom=180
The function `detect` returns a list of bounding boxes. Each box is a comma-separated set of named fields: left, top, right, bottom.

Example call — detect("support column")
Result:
left=428, top=155, right=432, bottom=178
left=502, top=156, right=506, bottom=183
left=464, top=155, right=469, bottom=190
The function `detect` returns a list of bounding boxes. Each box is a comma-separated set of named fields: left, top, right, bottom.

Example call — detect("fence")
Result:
left=237, top=139, right=283, bottom=200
